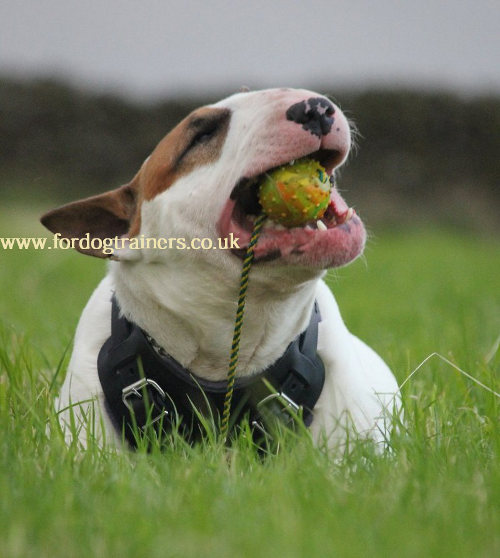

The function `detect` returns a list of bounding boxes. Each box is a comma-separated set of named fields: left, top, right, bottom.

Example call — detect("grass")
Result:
left=0, top=206, right=499, bottom=558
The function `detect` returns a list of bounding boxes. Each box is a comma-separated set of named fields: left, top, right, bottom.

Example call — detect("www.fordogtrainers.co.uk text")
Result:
left=0, top=233, right=241, bottom=254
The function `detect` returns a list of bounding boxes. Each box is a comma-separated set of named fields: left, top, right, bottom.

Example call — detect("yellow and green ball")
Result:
left=258, top=158, right=331, bottom=228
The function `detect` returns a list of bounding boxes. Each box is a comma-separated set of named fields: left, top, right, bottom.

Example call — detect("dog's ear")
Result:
left=40, top=178, right=140, bottom=259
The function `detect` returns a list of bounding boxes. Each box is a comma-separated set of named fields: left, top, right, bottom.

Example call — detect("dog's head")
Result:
left=41, top=88, right=365, bottom=274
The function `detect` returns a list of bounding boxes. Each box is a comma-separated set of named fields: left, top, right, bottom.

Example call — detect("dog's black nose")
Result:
left=286, top=97, right=335, bottom=137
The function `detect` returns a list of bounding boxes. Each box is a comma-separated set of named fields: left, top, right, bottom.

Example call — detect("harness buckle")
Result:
left=122, top=378, right=169, bottom=425
left=251, top=392, right=301, bottom=440
left=257, top=391, right=300, bottom=414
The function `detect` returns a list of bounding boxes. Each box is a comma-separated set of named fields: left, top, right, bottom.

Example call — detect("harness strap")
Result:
left=98, top=296, right=325, bottom=447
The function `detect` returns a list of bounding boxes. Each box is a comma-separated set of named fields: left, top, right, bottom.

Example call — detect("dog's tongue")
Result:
left=328, top=187, right=349, bottom=221
left=218, top=197, right=240, bottom=235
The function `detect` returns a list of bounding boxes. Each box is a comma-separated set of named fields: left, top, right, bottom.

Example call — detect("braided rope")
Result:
left=220, top=213, right=267, bottom=440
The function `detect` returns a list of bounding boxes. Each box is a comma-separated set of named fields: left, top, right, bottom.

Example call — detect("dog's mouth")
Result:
left=217, top=149, right=366, bottom=267
left=231, top=149, right=353, bottom=232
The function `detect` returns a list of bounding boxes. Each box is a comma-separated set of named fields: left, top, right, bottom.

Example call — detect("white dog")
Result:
left=42, top=88, right=400, bottom=450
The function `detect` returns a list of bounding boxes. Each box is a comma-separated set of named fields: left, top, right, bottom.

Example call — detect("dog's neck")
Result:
left=111, top=259, right=321, bottom=381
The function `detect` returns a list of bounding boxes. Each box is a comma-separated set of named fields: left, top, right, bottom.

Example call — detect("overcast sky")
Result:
left=1, top=0, right=499, bottom=100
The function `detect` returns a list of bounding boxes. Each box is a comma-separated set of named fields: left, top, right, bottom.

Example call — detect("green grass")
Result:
left=1, top=208, right=499, bottom=558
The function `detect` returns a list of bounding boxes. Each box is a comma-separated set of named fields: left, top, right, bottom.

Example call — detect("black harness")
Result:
left=98, top=296, right=325, bottom=447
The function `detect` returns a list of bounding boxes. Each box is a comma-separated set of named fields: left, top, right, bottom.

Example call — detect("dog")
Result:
left=41, top=88, right=400, bottom=450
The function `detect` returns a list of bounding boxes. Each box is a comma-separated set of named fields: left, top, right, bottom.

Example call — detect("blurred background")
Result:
left=1, top=6, right=500, bottom=556
left=1, top=0, right=499, bottom=231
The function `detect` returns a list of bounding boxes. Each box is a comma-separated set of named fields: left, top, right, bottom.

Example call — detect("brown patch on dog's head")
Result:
left=141, top=107, right=231, bottom=201
left=40, top=106, right=231, bottom=258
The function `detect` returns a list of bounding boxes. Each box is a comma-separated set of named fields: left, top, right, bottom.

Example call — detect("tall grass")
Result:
left=0, top=211, right=498, bottom=557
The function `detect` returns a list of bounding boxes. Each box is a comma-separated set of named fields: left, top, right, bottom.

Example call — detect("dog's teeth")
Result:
left=274, top=223, right=286, bottom=231
left=289, top=160, right=295, bottom=166
left=263, top=219, right=274, bottom=229
left=316, top=220, right=328, bottom=231
left=346, top=208, right=354, bottom=222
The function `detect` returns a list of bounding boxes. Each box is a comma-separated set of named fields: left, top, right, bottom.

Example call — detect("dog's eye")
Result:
left=186, top=119, right=222, bottom=152
left=190, top=125, right=218, bottom=148
left=177, top=109, right=231, bottom=165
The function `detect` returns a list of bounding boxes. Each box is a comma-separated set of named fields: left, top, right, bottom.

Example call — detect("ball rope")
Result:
left=220, top=213, right=266, bottom=440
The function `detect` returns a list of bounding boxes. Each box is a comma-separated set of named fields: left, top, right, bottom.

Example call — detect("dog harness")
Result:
left=98, top=296, right=325, bottom=447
